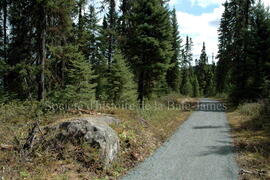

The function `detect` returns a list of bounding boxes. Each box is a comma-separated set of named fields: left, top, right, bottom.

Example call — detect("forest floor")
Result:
left=227, top=103, right=270, bottom=180
left=0, top=95, right=195, bottom=180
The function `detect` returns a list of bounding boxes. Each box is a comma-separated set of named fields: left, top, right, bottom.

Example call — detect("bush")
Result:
left=237, top=101, right=270, bottom=129
left=238, top=103, right=263, bottom=117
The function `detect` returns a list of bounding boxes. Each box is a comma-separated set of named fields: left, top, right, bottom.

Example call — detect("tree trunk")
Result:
left=61, top=38, right=67, bottom=87
left=2, top=0, right=8, bottom=90
left=108, top=33, right=113, bottom=67
left=138, top=70, right=145, bottom=108
left=3, top=0, right=7, bottom=62
left=38, top=6, right=47, bottom=101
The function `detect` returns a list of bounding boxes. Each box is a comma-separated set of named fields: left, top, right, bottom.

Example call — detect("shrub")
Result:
left=238, top=103, right=263, bottom=117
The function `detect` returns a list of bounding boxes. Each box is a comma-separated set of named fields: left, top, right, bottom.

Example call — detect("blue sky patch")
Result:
left=172, top=0, right=219, bottom=16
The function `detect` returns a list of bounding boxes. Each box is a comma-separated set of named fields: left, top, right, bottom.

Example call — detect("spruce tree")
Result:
left=230, top=0, right=254, bottom=103
left=180, top=71, right=193, bottom=96
left=191, top=75, right=200, bottom=97
left=180, top=36, right=193, bottom=96
left=0, top=1, right=3, bottom=62
left=248, top=2, right=270, bottom=99
left=49, top=45, right=96, bottom=103
left=216, top=1, right=233, bottom=94
left=6, top=0, right=36, bottom=99
left=0, top=4, right=4, bottom=95
left=107, top=50, right=137, bottom=104
left=126, top=0, right=173, bottom=105
left=166, top=8, right=181, bottom=93
left=104, top=0, right=118, bottom=67
left=197, top=42, right=209, bottom=95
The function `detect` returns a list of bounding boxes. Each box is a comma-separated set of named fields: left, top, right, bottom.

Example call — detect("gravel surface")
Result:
left=122, top=99, right=239, bottom=180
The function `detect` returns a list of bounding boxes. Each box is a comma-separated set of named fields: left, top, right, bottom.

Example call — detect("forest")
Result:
left=0, top=0, right=270, bottom=179
left=0, top=0, right=269, bottom=105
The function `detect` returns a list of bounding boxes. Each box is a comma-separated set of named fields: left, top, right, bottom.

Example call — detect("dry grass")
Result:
left=227, top=102, right=270, bottom=180
left=0, top=96, right=193, bottom=180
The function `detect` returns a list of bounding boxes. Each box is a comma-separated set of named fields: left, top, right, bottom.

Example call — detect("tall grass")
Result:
left=237, top=101, right=270, bottom=129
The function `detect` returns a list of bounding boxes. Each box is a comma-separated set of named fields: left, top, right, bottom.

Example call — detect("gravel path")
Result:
left=122, top=99, right=239, bottom=180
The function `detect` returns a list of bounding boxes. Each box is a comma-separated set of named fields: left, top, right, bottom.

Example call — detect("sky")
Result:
left=169, top=0, right=270, bottom=61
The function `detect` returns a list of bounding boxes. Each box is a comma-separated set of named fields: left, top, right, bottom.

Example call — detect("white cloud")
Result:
left=176, top=5, right=224, bottom=61
left=170, top=0, right=270, bottom=7
left=169, top=0, right=179, bottom=6
left=262, top=0, right=270, bottom=7
left=190, top=0, right=224, bottom=7
left=175, top=0, right=270, bottom=62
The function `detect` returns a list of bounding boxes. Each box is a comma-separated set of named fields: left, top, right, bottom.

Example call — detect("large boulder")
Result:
left=25, top=117, right=120, bottom=166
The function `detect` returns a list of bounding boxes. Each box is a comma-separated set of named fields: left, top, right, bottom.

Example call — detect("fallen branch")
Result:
left=0, top=144, right=14, bottom=151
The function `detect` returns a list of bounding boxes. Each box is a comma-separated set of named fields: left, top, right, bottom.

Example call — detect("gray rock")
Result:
left=26, top=117, right=120, bottom=166
left=92, top=116, right=121, bottom=125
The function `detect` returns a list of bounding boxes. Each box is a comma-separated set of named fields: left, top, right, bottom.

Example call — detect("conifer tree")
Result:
left=0, top=1, right=3, bottom=62
left=180, top=71, right=193, bottom=96
left=2, top=0, right=7, bottom=64
left=180, top=36, right=193, bottom=96
left=104, top=0, right=118, bottom=67
left=126, top=0, right=173, bottom=105
left=119, top=0, right=132, bottom=34
left=197, top=42, right=209, bottom=95
left=166, top=8, right=181, bottom=93
left=49, top=45, right=96, bottom=103
left=107, top=50, right=137, bottom=103
left=230, top=0, right=254, bottom=102
left=0, top=3, right=5, bottom=94
left=6, top=0, right=36, bottom=99
left=6, top=0, right=76, bottom=100
left=192, top=75, right=200, bottom=97
left=248, top=2, right=270, bottom=99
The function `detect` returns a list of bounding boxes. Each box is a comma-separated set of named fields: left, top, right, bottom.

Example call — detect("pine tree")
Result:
left=166, top=8, right=181, bottom=93
left=126, top=0, right=173, bottom=105
left=107, top=50, right=137, bottom=103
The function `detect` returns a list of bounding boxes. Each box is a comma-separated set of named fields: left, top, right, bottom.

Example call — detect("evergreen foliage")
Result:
left=107, top=50, right=137, bottom=103
left=2, top=0, right=269, bottom=106
left=216, top=0, right=270, bottom=103
left=125, top=0, right=173, bottom=104
left=49, top=45, right=96, bottom=103
left=166, top=8, right=181, bottom=93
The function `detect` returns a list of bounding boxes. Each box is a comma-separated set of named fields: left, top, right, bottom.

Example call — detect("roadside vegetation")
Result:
left=227, top=101, right=270, bottom=180
left=0, top=95, right=195, bottom=179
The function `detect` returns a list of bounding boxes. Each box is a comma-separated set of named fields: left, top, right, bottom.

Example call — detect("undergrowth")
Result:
left=228, top=100, right=270, bottom=180
left=0, top=95, right=193, bottom=179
